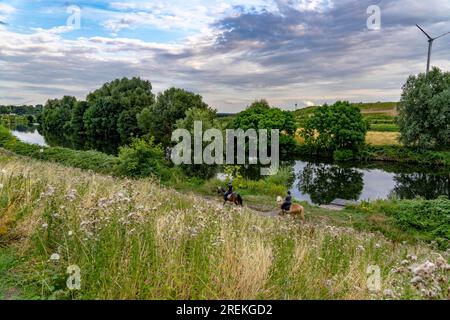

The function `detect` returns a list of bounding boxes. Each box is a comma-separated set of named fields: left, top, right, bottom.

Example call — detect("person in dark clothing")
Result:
left=281, top=191, right=292, bottom=211
left=224, top=181, right=233, bottom=202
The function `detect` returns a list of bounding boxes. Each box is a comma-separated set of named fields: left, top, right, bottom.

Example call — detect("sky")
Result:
left=0, top=0, right=449, bottom=112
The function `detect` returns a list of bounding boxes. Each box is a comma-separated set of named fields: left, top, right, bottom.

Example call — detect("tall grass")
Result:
left=0, top=152, right=448, bottom=300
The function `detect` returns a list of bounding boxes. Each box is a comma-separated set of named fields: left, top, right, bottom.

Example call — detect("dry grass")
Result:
left=0, top=151, right=448, bottom=300
left=366, top=131, right=401, bottom=146
left=295, top=129, right=400, bottom=146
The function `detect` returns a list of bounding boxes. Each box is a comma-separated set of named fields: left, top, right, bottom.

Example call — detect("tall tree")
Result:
left=301, top=101, right=368, bottom=153
left=137, top=87, right=209, bottom=146
left=41, top=96, right=77, bottom=133
left=232, top=100, right=297, bottom=157
left=84, top=77, right=155, bottom=144
left=174, top=107, right=221, bottom=178
left=69, top=101, right=89, bottom=135
left=398, top=67, right=450, bottom=149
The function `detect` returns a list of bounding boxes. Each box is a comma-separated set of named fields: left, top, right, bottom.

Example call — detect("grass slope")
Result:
left=0, top=152, right=448, bottom=300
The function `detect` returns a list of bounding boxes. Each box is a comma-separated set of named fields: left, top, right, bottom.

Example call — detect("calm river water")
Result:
left=12, top=128, right=450, bottom=205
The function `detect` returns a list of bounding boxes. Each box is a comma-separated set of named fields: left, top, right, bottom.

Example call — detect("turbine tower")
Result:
left=416, top=25, right=450, bottom=74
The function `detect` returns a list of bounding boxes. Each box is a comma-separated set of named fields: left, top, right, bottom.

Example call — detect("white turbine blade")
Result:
left=416, top=24, right=433, bottom=40
left=433, top=31, right=450, bottom=40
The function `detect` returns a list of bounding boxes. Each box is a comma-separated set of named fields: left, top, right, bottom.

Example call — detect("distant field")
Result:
left=369, top=124, right=399, bottom=132
left=293, top=102, right=399, bottom=132
left=295, top=130, right=401, bottom=146
left=220, top=102, right=401, bottom=145
left=366, top=131, right=400, bottom=146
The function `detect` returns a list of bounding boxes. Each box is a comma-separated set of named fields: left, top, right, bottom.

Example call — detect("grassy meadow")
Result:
left=0, top=151, right=449, bottom=300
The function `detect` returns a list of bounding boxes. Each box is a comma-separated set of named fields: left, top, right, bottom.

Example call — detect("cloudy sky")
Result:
left=0, top=0, right=449, bottom=112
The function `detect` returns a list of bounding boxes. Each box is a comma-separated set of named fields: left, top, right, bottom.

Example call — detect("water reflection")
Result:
left=37, top=129, right=120, bottom=155
left=393, top=173, right=450, bottom=199
left=7, top=125, right=450, bottom=205
left=11, top=126, right=48, bottom=147
left=291, top=160, right=450, bottom=205
left=296, top=162, right=364, bottom=205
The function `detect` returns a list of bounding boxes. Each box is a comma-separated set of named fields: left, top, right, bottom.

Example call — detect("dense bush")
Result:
left=398, top=68, right=450, bottom=149
left=366, top=145, right=450, bottom=166
left=333, top=149, right=355, bottom=161
left=115, top=137, right=168, bottom=179
left=301, top=101, right=368, bottom=155
left=379, top=197, right=450, bottom=249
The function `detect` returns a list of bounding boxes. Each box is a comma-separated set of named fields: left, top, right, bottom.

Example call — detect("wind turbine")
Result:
left=416, top=24, right=450, bottom=74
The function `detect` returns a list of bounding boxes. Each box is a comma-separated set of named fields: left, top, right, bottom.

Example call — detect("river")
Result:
left=11, top=127, right=450, bottom=205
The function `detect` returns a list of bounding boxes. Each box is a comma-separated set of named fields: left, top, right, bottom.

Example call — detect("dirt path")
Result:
left=202, top=195, right=280, bottom=216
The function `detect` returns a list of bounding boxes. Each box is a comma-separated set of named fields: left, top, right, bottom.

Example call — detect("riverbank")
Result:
left=0, top=152, right=448, bottom=300
left=1, top=125, right=449, bottom=249
left=293, top=143, right=450, bottom=166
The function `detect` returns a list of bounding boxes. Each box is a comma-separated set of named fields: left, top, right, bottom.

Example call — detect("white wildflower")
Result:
left=413, top=261, right=436, bottom=276
left=50, top=253, right=60, bottom=261
left=383, top=289, right=394, bottom=299
left=410, top=276, right=423, bottom=287
left=401, top=260, right=409, bottom=266
left=407, top=254, right=418, bottom=262
left=41, top=185, right=55, bottom=197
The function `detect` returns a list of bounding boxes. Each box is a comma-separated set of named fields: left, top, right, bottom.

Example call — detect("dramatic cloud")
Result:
left=0, top=0, right=449, bottom=112
left=0, top=3, right=15, bottom=24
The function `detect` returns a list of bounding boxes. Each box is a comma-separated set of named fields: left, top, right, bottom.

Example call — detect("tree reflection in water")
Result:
left=392, top=172, right=450, bottom=200
left=297, top=163, right=364, bottom=205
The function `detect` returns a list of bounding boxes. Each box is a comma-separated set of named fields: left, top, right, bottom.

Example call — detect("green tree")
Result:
left=69, top=101, right=89, bottom=135
left=137, top=88, right=208, bottom=146
left=41, top=96, right=77, bottom=133
left=231, top=100, right=296, bottom=157
left=175, top=107, right=221, bottom=179
left=301, top=101, right=368, bottom=154
left=84, top=77, right=154, bottom=144
left=398, top=67, right=450, bottom=149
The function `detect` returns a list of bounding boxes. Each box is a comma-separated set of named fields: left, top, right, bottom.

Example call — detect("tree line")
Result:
left=0, top=105, right=43, bottom=116
left=36, top=67, right=450, bottom=175
left=38, top=77, right=296, bottom=178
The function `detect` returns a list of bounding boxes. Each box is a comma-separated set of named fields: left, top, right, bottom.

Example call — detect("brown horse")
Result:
left=218, top=187, right=243, bottom=206
left=277, top=196, right=305, bottom=224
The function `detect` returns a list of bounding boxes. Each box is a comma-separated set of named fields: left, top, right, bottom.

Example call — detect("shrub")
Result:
left=115, top=137, right=167, bottom=179
left=333, top=149, right=355, bottom=161
left=380, top=197, right=450, bottom=249
left=353, top=197, right=450, bottom=249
